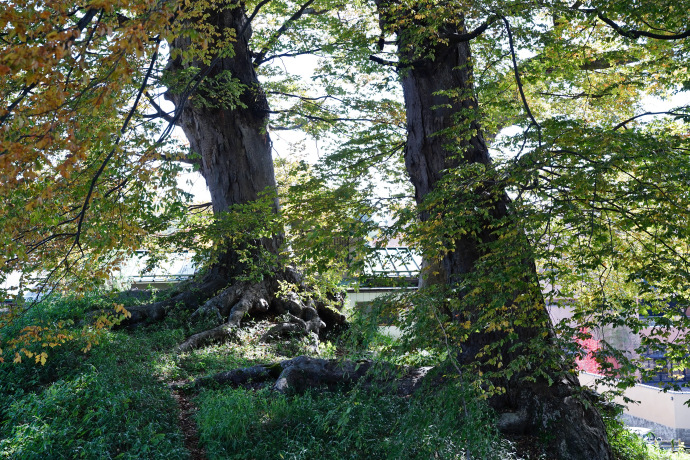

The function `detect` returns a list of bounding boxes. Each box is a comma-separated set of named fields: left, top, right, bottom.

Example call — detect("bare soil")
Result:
left=171, top=384, right=206, bottom=460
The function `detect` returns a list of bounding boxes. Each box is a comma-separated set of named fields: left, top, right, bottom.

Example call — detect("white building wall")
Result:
left=580, top=372, right=690, bottom=442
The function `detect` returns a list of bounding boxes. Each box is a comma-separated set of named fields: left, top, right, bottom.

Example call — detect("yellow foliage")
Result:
left=114, top=303, right=132, bottom=319
left=36, top=352, right=48, bottom=366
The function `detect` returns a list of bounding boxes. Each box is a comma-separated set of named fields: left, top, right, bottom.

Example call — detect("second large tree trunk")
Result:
left=377, top=4, right=612, bottom=459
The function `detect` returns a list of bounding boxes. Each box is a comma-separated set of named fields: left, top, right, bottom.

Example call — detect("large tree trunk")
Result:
left=377, top=4, right=611, bottom=459
left=166, top=3, right=282, bottom=270
left=124, top=2, right=348, bottom=341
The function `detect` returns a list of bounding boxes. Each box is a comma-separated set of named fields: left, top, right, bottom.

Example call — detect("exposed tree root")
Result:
left=177, top=323, right=239, bottom=353
left=121, top=266, right=347, bottom=353
left=172, top=267, right=346, bottom=352
left=260, top=317, right=322, bottom=342
left=190, top=355, right=432, bottom=396
left=122, top=274, right=228, bottom=326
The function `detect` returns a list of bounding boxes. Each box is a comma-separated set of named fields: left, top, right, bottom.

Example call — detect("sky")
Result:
left=178, top=91, right=690, bottom=205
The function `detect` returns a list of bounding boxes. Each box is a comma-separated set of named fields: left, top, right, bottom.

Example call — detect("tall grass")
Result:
left=0, top=294, right=187, bottom=459
left=195, top=378, right=514, bottom=460
left=3, top=292, right=690, bottom=459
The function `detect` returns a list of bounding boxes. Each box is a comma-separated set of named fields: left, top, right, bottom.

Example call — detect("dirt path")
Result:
left=171, top=385, right=206, bottom=460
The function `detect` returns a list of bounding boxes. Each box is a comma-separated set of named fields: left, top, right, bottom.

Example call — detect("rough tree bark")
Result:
left=165, top=3, right=281, bottom=267
left=375, top=4, right=612, bottom=459
left=125, top=2, right=346, bottom=345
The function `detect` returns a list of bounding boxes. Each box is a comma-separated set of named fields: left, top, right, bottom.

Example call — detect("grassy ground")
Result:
left=0, top=293, right=188, bottom=459
left=1, top=292, right=688, bottom=459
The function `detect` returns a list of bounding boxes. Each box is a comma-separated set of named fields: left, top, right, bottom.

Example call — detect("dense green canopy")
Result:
left=0, top=0, right=689, bottom=399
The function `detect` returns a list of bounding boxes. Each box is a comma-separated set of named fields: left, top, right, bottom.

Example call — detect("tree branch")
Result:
left=369, top=55, right=399, bottom=67
left=239, top=0, right=273, bottom=39
left=596, top=11, right=690, bottom=40
left=143, top=91, right=175, bottom=123
left=0, top=84, right=37, bottom=127
left=611, top=111, right=689, bottom=131
left=446, top=15, right=498, bottom=44
left=578, top=8, right=690, bottom=40
left=537, top=91, right=605, bottom=99
left=266, top=91, right=344, bottom=104
left=253, top=0, right=318, bottom=67
left=188, top=202, right=212, bottom=213
left=502, top=16, right=541, bottom=148
left=159, top=152, right=201, bottom=166
left=268, top=123, right=305, bottom=130
left=258, top=47, right=324, bottom=65
left=267, top=110, right=378, bottom=124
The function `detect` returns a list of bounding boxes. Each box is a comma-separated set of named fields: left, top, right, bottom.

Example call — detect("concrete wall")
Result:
left=580, top=372, right=690, bottom=442
left=345, top=288, right=410, bottom=338
left=345, top=287, right=410, bottom=310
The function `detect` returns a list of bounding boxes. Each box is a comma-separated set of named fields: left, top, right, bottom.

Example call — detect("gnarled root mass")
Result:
left=124, top=274, right=229, bottom=325
left=121, top=268, right=347, bottom=353
left=189, top=355, right=432, bottom=396
left=493, top=374, right=611, bottom=460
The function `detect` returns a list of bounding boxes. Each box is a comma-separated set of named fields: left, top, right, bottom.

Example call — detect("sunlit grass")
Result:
left=2, top=293, right=690, bottom=459
left=0, top=328, right=186, bottom=459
